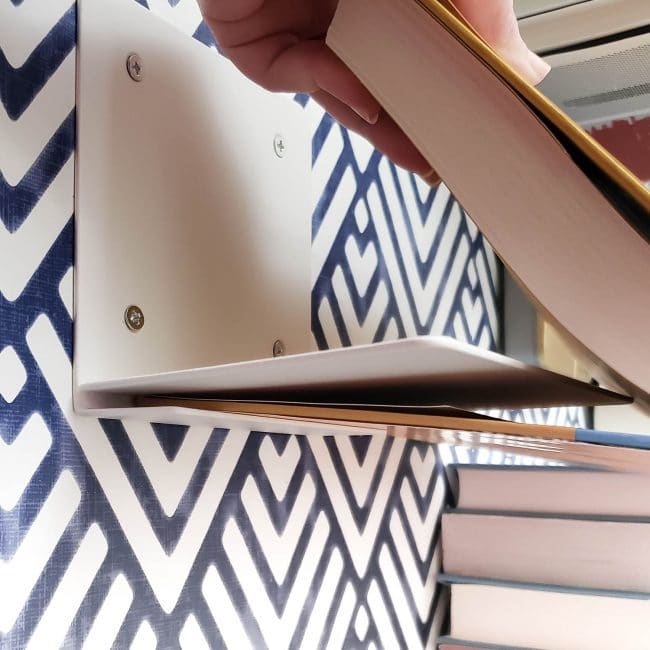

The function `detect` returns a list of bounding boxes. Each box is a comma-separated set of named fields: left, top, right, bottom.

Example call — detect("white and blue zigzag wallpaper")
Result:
left=0, top=1, right=584, bottom=648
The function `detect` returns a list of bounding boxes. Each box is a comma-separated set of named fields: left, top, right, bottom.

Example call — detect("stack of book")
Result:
left=439, top=465, right=650, bottom=649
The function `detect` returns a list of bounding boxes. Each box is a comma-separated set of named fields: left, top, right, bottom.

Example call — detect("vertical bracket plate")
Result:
left=75, top=0, right=312, bottom=406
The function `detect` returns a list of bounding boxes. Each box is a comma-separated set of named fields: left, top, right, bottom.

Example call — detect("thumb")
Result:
left=454, top=0, right=550, bottom=85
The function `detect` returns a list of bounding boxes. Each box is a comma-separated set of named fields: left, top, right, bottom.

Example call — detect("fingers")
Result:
left=455, top=0, right=550, bottom=85
left=220, top=36, right=382, bottom=125
left=196, top=0, right=455, bottom=181
left=267, top=40, right=382, bottom=124
left=312, top=90, right=435, bottom=177
left=218, top=31, right=435, bottom=175
left=421, top=168, right=442, bottom=187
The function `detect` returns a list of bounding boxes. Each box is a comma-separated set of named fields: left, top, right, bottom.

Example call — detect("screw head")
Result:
left=126, top=53, right=143, bottom=82
left=273, top=134, right=286, bottom=158
left=272, top=339, right=285, bottom=357
left=124, top=305, right=145, bottom=332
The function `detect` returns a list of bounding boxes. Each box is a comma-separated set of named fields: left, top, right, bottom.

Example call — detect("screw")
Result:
left=272, top=339, right=285, bottom=357
left=126, top=53, right=143, bottom=82
left=273, top=134, right=286, bottom=158
left=124, top=305, right=145, bottom=332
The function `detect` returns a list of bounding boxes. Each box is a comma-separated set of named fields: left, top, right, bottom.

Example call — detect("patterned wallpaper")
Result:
left=1, top=1, right=584, bottom=648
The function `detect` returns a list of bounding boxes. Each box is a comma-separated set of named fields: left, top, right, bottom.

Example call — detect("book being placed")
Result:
left=326, top=0, right=650, bottom=406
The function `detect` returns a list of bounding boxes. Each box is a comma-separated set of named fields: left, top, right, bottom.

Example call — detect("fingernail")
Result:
left=419, top=168, right=441, bottom=187
left=526, top=49, right=551, bottom=85
left=351, top=105, right=380, bottom=124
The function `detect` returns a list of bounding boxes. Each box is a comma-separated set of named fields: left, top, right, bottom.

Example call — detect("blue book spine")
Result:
left=576, top=429, right=650, bottom=450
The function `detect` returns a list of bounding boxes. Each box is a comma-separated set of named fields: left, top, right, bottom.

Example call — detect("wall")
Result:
left=0, top=1, right=583, bottom=648
left=590, top=116, right=650, bottom=185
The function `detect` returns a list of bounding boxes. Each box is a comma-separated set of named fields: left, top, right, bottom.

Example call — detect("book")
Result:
left=443, top=576, right=650, bottom=650
left=438, top=637, right=536, bottom=650
left=139, top=396, right=584, bottom=439
left=139, top=396, right=650, bottom=469
left=453, top=464, right=650, bottom=515
left=442, top=510, right=650, bottom=591
left=326, top=0, right=650, bottom=407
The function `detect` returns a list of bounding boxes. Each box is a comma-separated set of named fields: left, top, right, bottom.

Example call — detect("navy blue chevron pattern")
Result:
left=0, top=1, right=586, bottom=648
left=0, top=5, right=75, bottom=120
left=0, top=111, right=74, bottom=233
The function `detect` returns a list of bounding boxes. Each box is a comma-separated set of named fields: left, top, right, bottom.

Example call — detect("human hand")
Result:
left=198, top=0, right=550, bottom=178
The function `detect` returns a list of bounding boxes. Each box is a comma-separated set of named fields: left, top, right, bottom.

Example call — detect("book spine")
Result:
left=576, top=429, right=650, bottom=449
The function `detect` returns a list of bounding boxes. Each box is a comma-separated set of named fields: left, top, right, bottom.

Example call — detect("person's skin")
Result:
left=198, top=0, right=550, bottom=179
